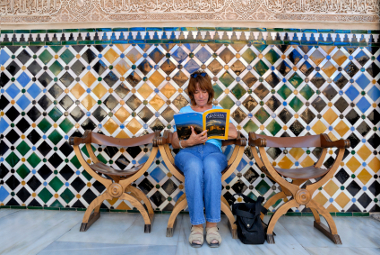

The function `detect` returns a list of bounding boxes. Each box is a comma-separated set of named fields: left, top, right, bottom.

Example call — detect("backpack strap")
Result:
left=233, top=193, right=268, bottom=215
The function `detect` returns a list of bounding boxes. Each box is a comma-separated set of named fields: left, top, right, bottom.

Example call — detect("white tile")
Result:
left=0, top=209, right=20, bottom=219
left=306, top=247, right=380, bottom=255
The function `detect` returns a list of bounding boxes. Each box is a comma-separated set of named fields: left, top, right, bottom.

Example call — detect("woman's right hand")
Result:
left=187, top=126, right=207, bottom=146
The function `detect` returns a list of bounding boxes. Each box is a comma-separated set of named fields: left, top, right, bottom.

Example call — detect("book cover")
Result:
left=174, top=109, right=230, bottom=140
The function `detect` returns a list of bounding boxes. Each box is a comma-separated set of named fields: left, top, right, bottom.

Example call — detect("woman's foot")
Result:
left=189, top=226, right=204, bottom=248
left=206, top=226, right=222, bottom=248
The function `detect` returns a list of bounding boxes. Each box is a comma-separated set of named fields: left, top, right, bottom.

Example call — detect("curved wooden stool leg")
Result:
left=266, top=199, right=298, bottom=244
left=308, top=200, right=342, bottom=244
left=221, top=200, right=238, bottom=239
left=126, top=186, right=154, bottom=223
left=310, top=207, right=321, bottom=223
left=80, top=192, right=112, bottom=232
left=260, top=192, right=287, bottom=221
left=120, top=193, right=152, bottom=233
left=167, top=198, right=188, bottom=237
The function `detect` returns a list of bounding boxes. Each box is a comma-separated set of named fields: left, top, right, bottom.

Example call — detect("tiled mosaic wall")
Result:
left=0, top=40, right=379, bottom=213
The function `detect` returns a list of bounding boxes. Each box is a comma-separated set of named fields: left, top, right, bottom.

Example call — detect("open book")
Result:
left=174, top=109, right=230, bottom=140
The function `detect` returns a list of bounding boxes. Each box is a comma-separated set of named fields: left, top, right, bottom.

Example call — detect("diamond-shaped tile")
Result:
left=82, top=71, right=97, bottom=87
left=92, top=84, right=107, bottom=99
left=312, top=120, right=327, bottom=134
left=150, top=94, right=165, bottom=111
left=219, top=72, right=234, bottom=87
left=126, top=118, right=143, bottom=134
left=115, top=59, right=131, bottom=76
left=104, top=48, right=119, bottom=64
left=126, top=48, right=142, bottom=64
left=255, top=108, right=270, bottom=124
left=253, top=60, right=269, bottom=76
left=241, top=48, right=256, bottom=64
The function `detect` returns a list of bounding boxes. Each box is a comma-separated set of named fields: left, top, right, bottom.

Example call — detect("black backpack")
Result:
left=231, top=194, right=268, bottom=244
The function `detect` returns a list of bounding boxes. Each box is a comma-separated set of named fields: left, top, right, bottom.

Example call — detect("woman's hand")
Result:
left=186, top=126, right=208, bottom=146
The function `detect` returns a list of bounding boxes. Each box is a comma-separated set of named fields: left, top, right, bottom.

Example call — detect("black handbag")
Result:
left=232, top=194, right=268, bottom=244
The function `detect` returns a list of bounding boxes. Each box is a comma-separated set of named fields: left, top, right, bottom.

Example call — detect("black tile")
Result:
left=92, top=107, right=107, bottom=122
left=311, top=96, right=326, bottom=112
left=5, top=106, right=19, bottom=122
left=223, top=192, right=236, bottom=205
left=114, top=83, right=130, bottom=98
left=358, top=192, right=371, bottom=208
left=276, top=61, right=292, bottom=76
left=59, top=95, right=74, bottom=110
left=92, top=180, right=106, bottom=193
left=81, top=118, right=97, bottom=130
left=0, top=140, right=9, bottom=156
left=59, top=72, right=74, bottom=87
left=333, top=73, right=348, bottom=89
left=366, top=62, right=380, bottom=78
left=347, top=133, right=360, bottom=149
left=344, top=62, right=359, bottom=77
left=346, top=109, right=360, bottom=125
left=138, top=178, right=154, bottom=194
left=278, top=109, right=292, bottom=124
left=346, top=180, right=361, bottom=196
left=369, top=181, right=380, bottom=196
left=288, top=50, right=303, bottom=65
left=0, top=95, right=10, bottom=110
left=104, top=95, right=118, bottom=110
left=38, top=95, right=53, bottom=110
left=38, top=165, right=53, bottom=179
left=6, top=62, right=20, bottom=76
left=299, top=61, right=314, bottom=77
left=28, top=46, right=42, bottom=54
left=266, top=96, right=281, bottom=112
left=103, top=71, right=118, bottom=87
left=347, top=203, right=361, bottom=212
left=162, top=179, right=177, bottom=195
left=312, top=147, right=323, bottom=158
left=266, top=147, right=282, bottom=160
left=71, top=177, right=86, bottom=192
left=231, top=108, right=247, bottom=124
left=243, top=167, right=259, bottom=184
left=48, top=83, right=64, bottom=99
left=16, top=187, right=30, bottom=202
left=104, top=146, right=118, bottom=158
left=60, top=142, right=73, bottom=157
left=115, top=155, right=129, bottom=169
left=323, top=156, right=335, bottom=169
left=265, top=73, right=280, bottom=88
left=126, top=72, right=141, bottom=87
left=5, top=130, right=20, bottom=144
left=82, top=189, right=97, bottom=204
left=48, top=153, right=63, bottom=168
left=150, top=191, right=166, bottom=206
left=17, top=50, right=31, bottom=65
left=126, top=146, right=142, bottom=158
left=322, top=84, right=337, bottom=101
left=138, top=107, right=154, bottom=123
left=82, top=49, right=97, bottom=64
left=232, top=180, right=248, bottom=194
left=149, top=48, right=165, bottom=63
left=310, top=72, right=325, bottom=88
left=138, top=59, right=153, bottom=76
left=254, top=84, right=269, bottom=100
left=368, top=133, right=380, bottom=150
left=38, top=141, right=52, bottom=157
left=242, top=96, right=258, bottom=112
left=60, top=165, right=74, bottom=181
left=70, top=106, right=85, bottom=122
left=5, top=175, right=20, bottom=190
left=356, top=121, right=371, bottom=137
left=367, top=110, right=380, bottom=125
left=72, top=45, right=86, bottom=53
left=71, top=60, right=86, bottom=76
left=92, top=60, right=107, bottom=76
left=0, top=164, right=10, bottom=179
left=161, top=107, right=175, bottom=123
left=38, top=72, right=53, bottom=87
left=335, top=168, right=349, bottom=184
left=27, top=60, right=42, bottom=76
left=334, top=97, right=349, bottom=113
left=27, top=175, right=42, bottom=191
left=27, top=130, right=41, bottom=144
left=289, top=120, right=304, bottom=136
left=126, top=94, right=142, bottom=111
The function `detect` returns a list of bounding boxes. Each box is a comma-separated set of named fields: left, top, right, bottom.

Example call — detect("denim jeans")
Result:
left=175, top=143, right=228, bottom=225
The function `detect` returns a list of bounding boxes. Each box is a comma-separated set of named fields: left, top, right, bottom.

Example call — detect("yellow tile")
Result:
left=346, top=156, right=361, bottom=173
left=150, top=94, right=165, bottom=111
left=138, top=83, right=154, bottom=99
left=323, top=108, right=338, bottom=124
left=126, top=118, right=142, bottom=134
left=93, top=84, right=107, bottom=99
left=320, top=46, right=335, bottom=55
left=368, top=157, right=380, bottom=172
left=335, top=192, right=350, bottom=209
left=161, top=83, right=177, bottom=99
left=70, top=83, right=85, bottom=99
left=324, top=180, right=339, bottom=197
left=104, top=48, right=119, bottom=64
left=332, top=50, right=348, bottom=66
left=116, top=201, right=131, bottom=210
left=357, top=169, right=372, bottom=185
left=107, top=197, right=119, bottom=205
left=115, top=130, right=130, bottom=139
left=334, top=120, right=349, bottom=137
left=126, top=48, right=142, bottom=63
left=278, top=156, right=293, bottom=169
left=289, top=148, right=304, bottom=160
left=149, top=71, right=165, bottom=87
left=82, top=71, right=97, bottom=87
left=116, top=44, right=130, bottom=53
left=313, top=192, right=328, bottom=206
left=301, top=156, right=315, bottom=167
left=312, top=120, right=327, bottom=134
left=114, top=107, right=130, bottom=122
left=309, top=50, right=325, bottom=66
left=81, top=95, right=97, bottom=111
left=322, top=61, right=337, bottom=77
left=115, top=59, right=130, bottom=76
left=326, top=204, right=339, bottom=212
left=357, top=145, right=372, bottom=161
left=104, top=118, right=119, bottom=134
left=328, top=132, right=338, bottom=141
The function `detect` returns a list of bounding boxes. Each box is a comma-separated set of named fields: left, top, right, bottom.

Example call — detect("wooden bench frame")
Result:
left=69, top=130, right=161, bottom=233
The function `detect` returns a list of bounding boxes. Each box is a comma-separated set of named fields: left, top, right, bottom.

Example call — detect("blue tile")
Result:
left=0, top=186, right=9, bottom=202
left=27, top=83, right=42, bottom=98
left=183, top=59, right=200, bottom=74
left=0, top=118, right=10, bottom=134
left=17, top=72, right=31, bottom=87
left=6, top=83, right=20, bottom=98
left=138, top=154, right=149, bottom=164
left=184, top=43, right=198, bottom=52
left=225, top=173, right=236, bottom=184
left=236, top=159, right=247, bottom=172
left=16, top=95, right=31, bottom=110
left=195, top=47, right=212, bottom=63
left=345, top=85, right=359, bottom=101
left=150, top=167, right=166, bottom=182
left=172, top=47, right=188, bottom=64
left=173, top=191, right=184, bottom=202
left=356, top=97, right=371, bottom=113
left=368, top=86, right=380, bottom=102
left=0, top=50, right=10, bottom=65
left=356, top=74, right=370, bottom=89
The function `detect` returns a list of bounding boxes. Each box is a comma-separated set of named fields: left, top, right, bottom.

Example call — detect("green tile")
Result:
left=266, top=119, right=282, bottom=135
left=219, top=96, right=235, bottom=109
left=50, top=200, right=64, bottom=208
left=302, top=212, right=314, bottom=216
left=61, top=188, right=75, bottom=204
left=353, top=212, right=369, bottom=216
left=50, top=46, right=63, bottom=53
left=253, top=60, right=269, bottom=76
left=265, top=49, right=280, bottom=65
left=289, top=97, right=304, bottom=112
left=267, top=192, right=283, bottom=208
left=38, top=119, right=52, bottom=133
left=6, top=152, right=20, bottom=167
left=38, top=188, right=53, bottom=204
left=241, top=48, right=256, bottom=64
left=277, top=85, right=292, bottom=99
left=39, top=50, right=53, bottom=65
left=16, top=164, right=30, bottom=179
left=288, top=72, right=303, bottom=88
left=48, top=130, right=63, bottom=145
left=60, top=49, right=75, bottom=65
left=254, top=45, right=267, bottom=52
left=219, top=72, right=235, bottom=87
left=255, top=180, right=270, bottom=195
left=59, top=119, right=74, bottom=133
left=286, top=212, right=302, bottom=216
left=48, top=107, right=63, bottom=122
left=16, top=141, right=31, bottom=156
left=70, top=156, right=81, bottom=169
left=49, top=61, right=64, bottom=76
left=82, top=170, right=93, bottom=181
left=49, top=177, right=64, bottom=192
left=336, top=212, right=352, bottom=216
left=97, top=154, right=108, bottom=164
left=299, top=84, right=314, bottom=100
left=254, top=107, right=270, bottom=124
left=27, top=153, right=41, bottom=168
left=247, top=192, right=257, bottom=200
left=213, top=84, right=223, bottom=99
left=231, top=84, right=246, bottom=100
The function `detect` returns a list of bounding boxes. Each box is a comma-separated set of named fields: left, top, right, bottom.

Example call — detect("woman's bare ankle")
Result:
left=205, top=222, right=217, bottom=228
left=193, top=224, right=203, bottom=229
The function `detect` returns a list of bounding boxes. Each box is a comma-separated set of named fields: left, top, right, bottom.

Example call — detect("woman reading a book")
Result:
left=172, top=70, right=238, bottom=248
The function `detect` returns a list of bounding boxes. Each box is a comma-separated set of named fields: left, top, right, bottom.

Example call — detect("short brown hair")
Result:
left=188, top=71, right=214, bottom=106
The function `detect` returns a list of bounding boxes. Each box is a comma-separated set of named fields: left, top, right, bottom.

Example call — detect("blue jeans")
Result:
left=175, top=143, right=228, bottom=225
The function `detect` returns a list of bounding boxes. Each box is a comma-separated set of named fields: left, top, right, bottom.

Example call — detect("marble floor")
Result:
left=0, top=209, right=379, bottom=255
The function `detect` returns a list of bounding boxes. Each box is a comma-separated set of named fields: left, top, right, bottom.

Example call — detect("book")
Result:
left=174, top=109, right=230, bottom=140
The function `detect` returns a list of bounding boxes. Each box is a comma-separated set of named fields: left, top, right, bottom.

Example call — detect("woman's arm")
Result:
left=228, top=123, right=238, bottom=139
left=172, top=127, right=208, bottom=149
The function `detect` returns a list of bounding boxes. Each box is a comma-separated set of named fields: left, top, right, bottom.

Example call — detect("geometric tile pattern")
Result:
left=0, top=42, right=379, bottom=213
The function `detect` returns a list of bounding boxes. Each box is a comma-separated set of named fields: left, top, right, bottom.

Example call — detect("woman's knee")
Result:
left=203, top=155, right=226, bottom=177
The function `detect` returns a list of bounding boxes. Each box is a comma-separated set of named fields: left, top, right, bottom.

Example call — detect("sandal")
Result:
left=206, top=227, right=222, bottom=248
left=189, top=226, right=204, bottom=248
